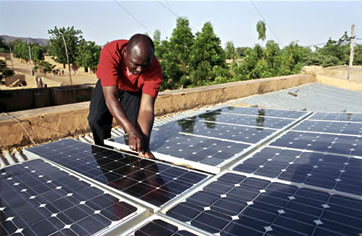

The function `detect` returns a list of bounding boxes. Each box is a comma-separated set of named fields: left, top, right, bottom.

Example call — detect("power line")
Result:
left=154, top=0, right=198, bottom=32
left=112, top=0, right=151, bottom=34
left=249, top=0, right=282, bottom=46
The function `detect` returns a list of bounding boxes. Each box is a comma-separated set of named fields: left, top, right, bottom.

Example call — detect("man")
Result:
left=88, top=34, right=162, bottom=159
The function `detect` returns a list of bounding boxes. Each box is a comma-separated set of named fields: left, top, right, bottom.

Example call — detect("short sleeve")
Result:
left=142, top=57, right=163, bottom=97
left=96, top=44, right=121, bottom=87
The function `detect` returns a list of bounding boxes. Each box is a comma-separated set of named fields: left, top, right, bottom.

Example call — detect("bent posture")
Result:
left=88, top=34, right=162, bottom=158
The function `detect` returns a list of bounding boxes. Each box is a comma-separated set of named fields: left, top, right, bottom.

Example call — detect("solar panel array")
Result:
left=26, top=139, right=208, bottom=208
left=107, top=107, right=308, bottom=173
left=233, top=147, right=361, bottom=195
left=5, top=107, right=361, bottom=236
left=0, top=159, right=145, bottom=236
left=164, top=172, right=362, bottom=236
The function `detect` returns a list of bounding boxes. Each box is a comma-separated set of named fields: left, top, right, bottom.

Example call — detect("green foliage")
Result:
left=354, top=45, right=362, bottom=65
left=225, top=41, right=237, bottom=59
left=256, top=20, right=266, bottom=41
left=12, top=41, right=44, bottom=62
left=305, top=32, right=352, bottom=67
left=0, top=37, right=9, bottom=53
left=235, top=47, right=249, bottom=58
left=160, top=17, right=194, bottom=90
left=76, top=40, right=101, bottom=71
left=0, top=60, right=14, bottom=82
left=189, top=22, right=227, bottom=85
left=34, top=60, right=55, bottom=75
left=48, top=26, right=83, bottom=65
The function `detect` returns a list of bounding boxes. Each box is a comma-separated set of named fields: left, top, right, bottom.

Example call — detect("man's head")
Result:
left=123, top=34, right=154, bottom=75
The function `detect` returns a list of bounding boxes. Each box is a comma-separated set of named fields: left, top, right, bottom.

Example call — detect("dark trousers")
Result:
left=88, top=80, right=142, bottom=146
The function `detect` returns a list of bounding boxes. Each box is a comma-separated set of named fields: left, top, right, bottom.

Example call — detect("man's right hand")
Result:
left=127, top=127, right=144, bottom=153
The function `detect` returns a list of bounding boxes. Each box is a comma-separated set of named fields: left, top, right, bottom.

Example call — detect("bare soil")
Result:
left=1, top=55, right=97, bottom=90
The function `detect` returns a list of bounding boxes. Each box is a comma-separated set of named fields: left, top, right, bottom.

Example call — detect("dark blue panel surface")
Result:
left=270, top=131, right=361, bottom=156
left=0, top=159, right=137, bottom=236
left=113, top=131, right=250, bottom=167
left=157, top=119, right=275, bottom=144
left=134, top=219, right=197, bottom=236
left=183, top=111, right=295, bottom=129
left=219, top=106, right=307, bottom=119
left=233, top=147, right=362, bottom=195
left=166, top=173, right=362, bottom=236
left=26, top=139, right=207, bottom=207
left=309, top=112, right=362, bottom=122
left=293, top=120, right=362, bottom=136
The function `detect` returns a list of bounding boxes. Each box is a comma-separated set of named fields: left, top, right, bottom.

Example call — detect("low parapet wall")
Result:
left=0, top=73, right=316, bottom=150
left=0, top=84, right=93, bottom=112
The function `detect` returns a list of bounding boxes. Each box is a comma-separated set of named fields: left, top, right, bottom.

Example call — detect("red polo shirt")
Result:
left=96, top=40, right=162, bottom=97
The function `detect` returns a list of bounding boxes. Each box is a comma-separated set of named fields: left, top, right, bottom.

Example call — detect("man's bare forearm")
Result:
left=103, top=86, right=143, bottom=152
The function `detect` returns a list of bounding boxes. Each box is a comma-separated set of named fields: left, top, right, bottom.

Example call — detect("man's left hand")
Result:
left=139, top=151, right=155, bottom=159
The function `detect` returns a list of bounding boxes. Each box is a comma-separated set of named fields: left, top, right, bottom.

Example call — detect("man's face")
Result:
left=123, top=45, right=153, bottom=75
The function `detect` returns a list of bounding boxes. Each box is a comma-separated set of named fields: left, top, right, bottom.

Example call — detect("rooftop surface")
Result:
left=1, top=82, right=361, bottom=236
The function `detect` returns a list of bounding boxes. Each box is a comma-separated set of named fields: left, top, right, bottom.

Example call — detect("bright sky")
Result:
left=0, top=1, right=361, bottom=48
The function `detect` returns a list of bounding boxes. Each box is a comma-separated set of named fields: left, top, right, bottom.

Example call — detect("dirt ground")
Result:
left=1, top=55, right=97, bottom=90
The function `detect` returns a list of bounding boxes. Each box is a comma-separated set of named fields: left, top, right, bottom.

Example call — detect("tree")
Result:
left=354, top=44, right=362, bottom=65
left=48, top=26, right=83, bottom=67
left=34, top=60, right=55, bottom=75
left=0, top=60, right=14, bottom=83
left=160, top=17, right=194, bottom=89
left=256, top=20, right=266, bottom=42
left=305, top=33, right=350, bottom=67
left=76, top=40, right=101, bottom=72
left=225, top=41, right=237, bottom=59
left=0, top=37, right=9, bottom=53
left=189, top=22, right=227, bottom=85
left=13, top=41, right=43, bottom=62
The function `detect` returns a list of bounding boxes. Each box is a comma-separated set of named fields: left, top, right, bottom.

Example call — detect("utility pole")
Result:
left=9, top=47, right=14, bottom=70
left=348, top=24, right=355, bottom=80
left=61, top=33, right=73, bottom=85
left=28, top=45, right=33, bottom=76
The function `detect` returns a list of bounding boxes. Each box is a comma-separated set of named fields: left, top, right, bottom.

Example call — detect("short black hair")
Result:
left=128, top=34, right=154, bottom=51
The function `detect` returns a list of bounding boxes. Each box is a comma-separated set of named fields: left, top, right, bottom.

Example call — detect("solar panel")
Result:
left=269, top=131, right=361, bottom=156
left=158, top=119, right=276, bottom=144
left=163, top=172, right=362, bottom=236
left=0, top=159, right=146, bottom=236
left=232, top=146, right=362, bottom=195
left=219, top=106, right=307, bottom=119
left=25, top=139, right=209, bottom=208
left=292, top=120, right=362, bottom=136
left=309, top=112, right=362, bottom=122
left=127, top=215, right=205, bottom=236
left=184, top=111, right=296, bottom=129
left=108, top=131, right=250, bottom=174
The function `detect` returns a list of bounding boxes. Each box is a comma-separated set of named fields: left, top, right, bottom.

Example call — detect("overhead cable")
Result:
left=249, top=0, right=282, bottom=46
left=112, top=0, right=151, bottom=34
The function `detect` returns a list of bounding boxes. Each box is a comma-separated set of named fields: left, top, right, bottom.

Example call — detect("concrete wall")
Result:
left=0, top=73, right=316, bottom=150
left=0, top=85, right=93, bottom=112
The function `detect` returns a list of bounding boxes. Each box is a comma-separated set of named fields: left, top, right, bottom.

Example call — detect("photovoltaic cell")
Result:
left=184, top=111, right=296, bottom=129
left=308, top=112, right=362, bottom=122
left=133, top=219, right=198, bottom=236
left=293, top=120, right=362, bottom=136
left=26, top=139, right=208, bottom=207
left=233, top=147, right=362, bottom=195
left=111, top=130, right=250, bottom=167
left=0, top=159, right=139, bottom=236
left=157, top=120, right=275, bottom=144
left=219, top=106, right=307, bottom=119
left=269, top=131, right=361, bottom=156
left=165, top=173, right=362, bottom=236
